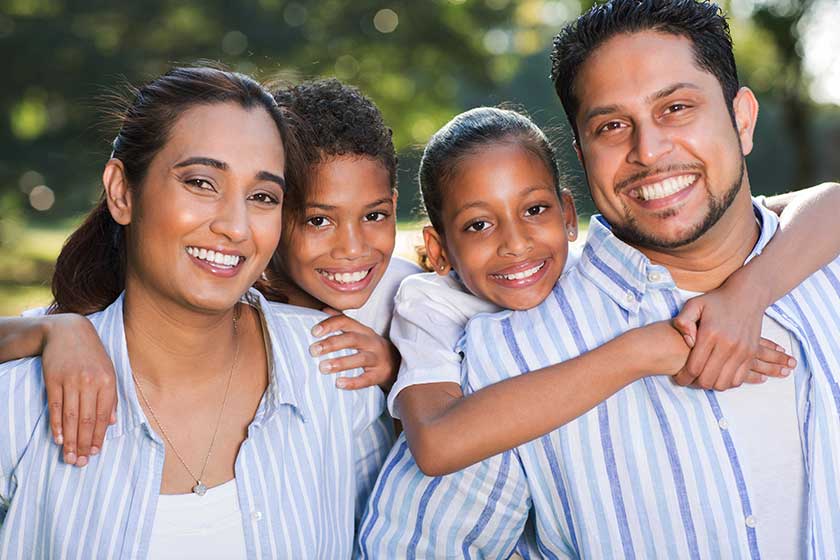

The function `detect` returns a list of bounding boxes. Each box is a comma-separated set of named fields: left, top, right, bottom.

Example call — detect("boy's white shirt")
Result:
left=345, top=256, right=421, bottom=337
left=388, top=246, right=582, bottom=419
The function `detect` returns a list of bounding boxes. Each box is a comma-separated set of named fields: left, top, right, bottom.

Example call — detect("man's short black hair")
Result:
left=273, top=78, right=397, bottom=193
left=550, top=0, right=739, bottom=141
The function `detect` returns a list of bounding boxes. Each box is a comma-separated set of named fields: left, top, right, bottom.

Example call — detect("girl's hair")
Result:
left=418, top=107, right=563, bottom=236
left=51, top=65, right=301, bottom=314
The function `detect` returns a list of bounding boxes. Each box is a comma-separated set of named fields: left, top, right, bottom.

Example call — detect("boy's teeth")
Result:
left=493, top=262, right=545, bottom=281
left=187, top=246, right=242, bottom=268
left=320, top=268, right=371, bottom=284
left=634, top=174, right=695, bottom=201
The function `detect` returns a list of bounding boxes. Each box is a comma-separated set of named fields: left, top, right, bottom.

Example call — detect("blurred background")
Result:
left=1, top=0, right=838, bottom=314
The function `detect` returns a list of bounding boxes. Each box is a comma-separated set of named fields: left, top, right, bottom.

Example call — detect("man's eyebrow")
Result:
left=174, top=157, right=228, bottom=170
left=582, top=104, right=620, bottom=124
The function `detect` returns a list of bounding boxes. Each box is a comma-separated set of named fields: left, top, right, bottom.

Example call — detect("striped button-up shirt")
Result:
left=359, top=201, right=840, bottom=559
left=0, top=289, right=394, bottom=559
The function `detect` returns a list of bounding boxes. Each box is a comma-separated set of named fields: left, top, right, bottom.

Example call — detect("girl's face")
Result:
left=425, top=143, right=577, bottom=310
left=277, top=155, right=396, bottom=311
left=115, top=102, right=286, bottom=314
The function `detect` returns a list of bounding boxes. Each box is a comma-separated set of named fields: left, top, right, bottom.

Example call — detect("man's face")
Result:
left=573, top=31, right=756, bottom=250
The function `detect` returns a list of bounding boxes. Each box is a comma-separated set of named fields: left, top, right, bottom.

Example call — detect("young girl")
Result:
left=0, top=78, right=418, bottom=466
left=386, top=106, right=840, bottom=476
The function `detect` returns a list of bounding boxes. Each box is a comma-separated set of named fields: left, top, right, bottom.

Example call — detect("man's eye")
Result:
left=466, top=220, right=488, bottom=232
left=598, top=121, right=624, bottom=134
left=250, top=192, right=279, bottom=205
left=665, top=103, right=688, bottom=114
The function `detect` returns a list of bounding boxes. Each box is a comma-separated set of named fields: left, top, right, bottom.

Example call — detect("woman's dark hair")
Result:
left=419, top=106, right=563, bottom=237
left=51, top=65, right=300, bottom=314
left=550, top=0, right=739, bottom=142
left=271, top=78, right=397, bottom=212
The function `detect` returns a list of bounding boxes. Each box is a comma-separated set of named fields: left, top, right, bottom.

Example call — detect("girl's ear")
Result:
left=102, top=159, right=133, bottom=226
left=422, top=225, right=452, bottom=276
left=560, top=189, right=579, bottom=242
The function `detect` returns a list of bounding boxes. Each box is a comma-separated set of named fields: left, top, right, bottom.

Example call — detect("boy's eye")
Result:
left=465, top=220, right=489, bottom=233
left=364, top=211, right=387, bottom=222
left=525, top=205, right=548, bottom=217
left=306, top=216, right=330, bottom=228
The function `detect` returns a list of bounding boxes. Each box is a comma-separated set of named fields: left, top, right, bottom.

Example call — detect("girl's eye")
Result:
left=364, top=211, right=387, bottom=222
left=525, top=205, right=548, bottom=217
left=306, top=216, right=329, bottom=228
left=465, top=220, right=489, bottom=233
left=250, top=192, right=280, bottom=205
left=185, top=178, right=214, bottom=191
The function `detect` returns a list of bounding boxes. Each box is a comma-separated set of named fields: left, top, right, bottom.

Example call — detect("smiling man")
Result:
left=359, top=1, right=840, bottom=558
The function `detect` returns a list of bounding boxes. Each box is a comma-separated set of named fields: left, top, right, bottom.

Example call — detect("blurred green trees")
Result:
left=1, top=0, right=838, bottom=228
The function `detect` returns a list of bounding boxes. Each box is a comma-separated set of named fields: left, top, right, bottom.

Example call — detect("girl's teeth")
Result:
left=494, top=262, right=545, bottom=281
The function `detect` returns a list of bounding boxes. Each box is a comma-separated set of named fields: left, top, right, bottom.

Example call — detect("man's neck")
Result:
left=632, top=190, right=759, bottom=293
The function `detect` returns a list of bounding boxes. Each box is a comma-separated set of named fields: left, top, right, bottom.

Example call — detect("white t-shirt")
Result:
left=388, top=247, right=581, bottom=419
left=148, top=479, right=247, bottom=560
left=345, top=256, right=421, bottom=336
left=678, top=288, right=806, bottom=558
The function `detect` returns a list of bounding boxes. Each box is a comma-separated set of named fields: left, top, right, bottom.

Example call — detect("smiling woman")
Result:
left=0, top=66, right=392, bottom=559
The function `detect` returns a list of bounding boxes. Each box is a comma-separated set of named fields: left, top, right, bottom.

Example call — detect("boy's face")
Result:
left=573, top=31, right=756, bottom=250
left=430, top=143, right=577, bottom=310
left=278, top=155, right=396, bottom=311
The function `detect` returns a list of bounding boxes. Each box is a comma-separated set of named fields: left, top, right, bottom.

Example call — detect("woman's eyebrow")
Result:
left=174, top=156, right=228, bottom=170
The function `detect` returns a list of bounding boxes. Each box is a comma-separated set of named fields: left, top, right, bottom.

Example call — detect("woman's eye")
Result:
left=185, top=178, right=214, bottom=191
left=465, top=220, right=489, bottom=232
left=306, top=216, right=329, bottom=228
left=525, top=205, right=548, bottom=217
left=364, top=211, right=387, bottom=222
left=250, top=192, right=279, bottom=205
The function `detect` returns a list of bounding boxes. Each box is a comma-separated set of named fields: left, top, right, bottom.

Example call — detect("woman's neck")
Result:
left=121, top=284, right=240, bottom=390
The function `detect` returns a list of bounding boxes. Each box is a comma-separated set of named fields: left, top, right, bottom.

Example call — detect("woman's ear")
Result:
left=560, top=189, right=579, bottom=242
left=102, top=159, right=132, bottom=226
left=422, top=225, right=451, bottom=276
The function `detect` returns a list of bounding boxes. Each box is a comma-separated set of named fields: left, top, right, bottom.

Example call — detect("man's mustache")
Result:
left=614, top=163, right=704, bottom=194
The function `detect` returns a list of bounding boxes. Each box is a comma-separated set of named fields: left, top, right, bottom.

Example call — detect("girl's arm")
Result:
left=398, top=322, right=789, bottom=476
left=674, top=182, right=840, bottom=388
left=0, top=314, right=116, bottom=466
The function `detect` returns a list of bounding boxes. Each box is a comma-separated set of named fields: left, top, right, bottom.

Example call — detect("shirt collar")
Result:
left=577, top=198, right=779, bottom=313
left=93, top=288, right=309, bottom=440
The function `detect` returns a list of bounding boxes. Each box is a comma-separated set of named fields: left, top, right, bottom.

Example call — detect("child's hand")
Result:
left=42, top=314, right=117, bottom=466
left=309, top=308, right=399, bottom=391
left=671, top=290, right=796, bottom=390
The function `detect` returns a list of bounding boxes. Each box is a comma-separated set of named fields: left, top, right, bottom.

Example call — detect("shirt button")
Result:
left=625, top=290, right=635, bottom=303
left=745, top=515, right=757, bottom=528
left=718, top=418, right=729, bottom=430
left=252, top=511, right=263, bottom=521
left=647, top=271, right=661, bottom=282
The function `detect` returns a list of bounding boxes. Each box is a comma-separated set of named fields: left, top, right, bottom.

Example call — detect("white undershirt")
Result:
left=678, top=288, right=806, bottom=558
left=147, top=479, right=247, bottom=560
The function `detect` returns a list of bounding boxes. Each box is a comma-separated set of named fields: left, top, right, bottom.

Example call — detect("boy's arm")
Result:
left=675, top=182, right=840, bottom=387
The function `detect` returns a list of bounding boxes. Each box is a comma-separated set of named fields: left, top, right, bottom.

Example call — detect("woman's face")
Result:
left=121, top=102, right=286, bottom=314
left=277, top=155, right=396, bottom=311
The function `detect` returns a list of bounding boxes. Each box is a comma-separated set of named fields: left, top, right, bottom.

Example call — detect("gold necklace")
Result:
left=132, top=306, right=241, bottom=496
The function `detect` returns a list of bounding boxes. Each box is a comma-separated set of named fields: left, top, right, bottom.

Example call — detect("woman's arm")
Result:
left=674, top=182, right=840, bottom=387
left=0, top=314, right=116, bottom=466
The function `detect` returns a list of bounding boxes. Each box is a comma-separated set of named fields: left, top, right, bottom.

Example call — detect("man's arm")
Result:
left=357, top=433, right=531, bottom=558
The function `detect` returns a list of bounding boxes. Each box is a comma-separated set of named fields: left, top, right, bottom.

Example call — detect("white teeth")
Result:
left=319, top=268, right=371, bottom=284
left=634, top=174, right=695, bottom=201
left=492, top=262, right=545, bottom=281
left=186, top=246, right=242, bottom=268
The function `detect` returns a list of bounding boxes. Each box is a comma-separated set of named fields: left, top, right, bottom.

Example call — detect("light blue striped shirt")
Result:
left=359, top=201, right=840, bottom=559
left=0, top=289, right=394, bottom=559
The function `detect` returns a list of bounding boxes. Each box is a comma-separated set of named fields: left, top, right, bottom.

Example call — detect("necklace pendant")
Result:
left=193, top=481, right=207, bottom=496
